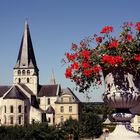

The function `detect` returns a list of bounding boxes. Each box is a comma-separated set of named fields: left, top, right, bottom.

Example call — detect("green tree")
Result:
left=61, top=117, right=81, bottom=140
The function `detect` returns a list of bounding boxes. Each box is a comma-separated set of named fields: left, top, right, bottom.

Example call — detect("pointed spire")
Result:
left=14, top=21, right=38, bottom=69
left=49, top=69, right=56, bottom=85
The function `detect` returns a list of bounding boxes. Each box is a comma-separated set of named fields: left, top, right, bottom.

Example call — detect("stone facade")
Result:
left=0, top=21, right=80, bottom=126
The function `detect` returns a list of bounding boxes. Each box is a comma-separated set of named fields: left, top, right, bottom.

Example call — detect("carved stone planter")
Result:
left=102, top=67, right=140, bottom=140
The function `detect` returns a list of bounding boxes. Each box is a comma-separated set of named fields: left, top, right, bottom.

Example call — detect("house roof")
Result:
left=14, top=21, right=38, bottom=70
left=0, top=86, right=11, bottom=97
left=62, top=88, right=80, bottom=102
left=3, top=85, right=28, bottom=100
left=19, top=84, right=34, bottom=95
left=38, top=84, right=59, bottom=97
left=55, top=87, right=80, bottom=103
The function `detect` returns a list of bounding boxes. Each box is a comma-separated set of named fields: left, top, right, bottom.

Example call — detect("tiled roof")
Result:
left=46, top=106, right=55, bottom=114
left=38, top=85, right=58, bottom=97
left=3, top=86, right=28, bottom=100
left=0, top=86, right=11, bottom=97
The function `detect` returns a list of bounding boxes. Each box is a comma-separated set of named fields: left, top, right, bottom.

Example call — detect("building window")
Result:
left=22, top=70, right=25, bottom=76
left=38, top=98, right=40, bottom=104
left=48, top=117, right=51, bottom=123
left=18, top=78, right=21, bottom=83
left=138, top=116, right=140, bottom=123
left=61, top=97, right=63, bottom=102
left=60, top=116, right=64, bottom=123
left=18, top=70, right=21, bottom=75
left=69, top=97, right=72, bottom=102
left=48, top=98, right=50, bottom=105
left=10, top=106, right=14, bottom=113
left=69, top=106, right=72, bottom=112
left=27, top=78, right=30, bottom=83
left=4, top=116, right=6, bottom=124
left=18, top=116, right=22, bottom=124
left=18, top=105, right=22, bottom=113
left=25, top=106, right=27, bottom=113
left=4, top=106, right=6, bottom=113
left=27, top=70, right=30, bottom=75
left=10, top=116, right=14, bottom=124
left=60, top=106, right=64, bottom=113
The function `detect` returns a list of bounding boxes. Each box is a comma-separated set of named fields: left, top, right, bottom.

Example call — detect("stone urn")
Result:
left=102, top=67, right=140, bottom=140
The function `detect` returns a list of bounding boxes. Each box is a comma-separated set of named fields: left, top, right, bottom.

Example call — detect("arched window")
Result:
left=27, top=78, right=30, bottom=83
left=18, top=116, right=22, bottom=124
left=10, top=116, right=14, bottom=124
left=4, top=106, right=6, bottom=113
left=10, top=106, right=14, bottom=113
left=18, top=78, right=21, bottom=83
left=4, top=116, right=6, bottom=124
left=22, top=70, right=25, bottom=76
left=27, top=70, right=30, bottom=75
left=18, top=105, right=22, bottom=113
left=48, top=98, right=50, bottom=105
left=60, top=106, right=64, bottom=113
left=48, top=117, right=51, bottom=123
left=69, top=106, right=72, bottom=112
left=18, top=70, right=21, bottom=75
left=60, top=116, right=64, bottom=123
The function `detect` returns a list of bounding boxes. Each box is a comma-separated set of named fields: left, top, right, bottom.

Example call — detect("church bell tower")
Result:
left=13, top=21, right=39, bottom=95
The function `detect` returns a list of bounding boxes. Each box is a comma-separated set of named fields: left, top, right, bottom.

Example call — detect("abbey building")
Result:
left=0, top=22, right=80, bottom=126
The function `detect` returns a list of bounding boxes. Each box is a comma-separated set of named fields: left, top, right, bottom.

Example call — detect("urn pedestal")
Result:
left=102, top=68, right=140, bottom=140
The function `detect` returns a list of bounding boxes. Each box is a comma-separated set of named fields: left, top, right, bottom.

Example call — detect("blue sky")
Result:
left=0, top=0, right=140, bottom=102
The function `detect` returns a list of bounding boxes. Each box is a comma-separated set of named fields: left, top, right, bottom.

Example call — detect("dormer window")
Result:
left=61, top=97, right=63, bottom=102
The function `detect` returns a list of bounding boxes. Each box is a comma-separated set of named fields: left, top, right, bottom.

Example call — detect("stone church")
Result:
left=0, top=21, right=80, bottom=126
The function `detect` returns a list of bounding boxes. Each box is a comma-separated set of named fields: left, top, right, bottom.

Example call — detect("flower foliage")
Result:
left=64, top=22, right=140, bottom=92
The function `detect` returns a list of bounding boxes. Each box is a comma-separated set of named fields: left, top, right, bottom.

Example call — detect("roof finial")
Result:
left=49, top=69, right=56, bottom=85
left=25, top=18, right=29, bottom=29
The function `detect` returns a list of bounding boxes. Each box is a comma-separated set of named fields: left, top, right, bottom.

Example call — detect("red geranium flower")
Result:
left=83, top=69, right=92, bottom=76
left=109, top=39, right=119, bottom=48
left=101, top=26, right=113, bottom=34
left=66, top=52, right=77, bottom=61
left=127, top=34, right=133, bottom=41
left=134, top=54, right=140, bottom=61
left=71, top=62, right=79, bottom=69
left=65, top=68, right=72, bottom=78
left=95, top=37, right=103, bottom=43
left=93, top=65, right=101, bottom=73
left=71, top=43, right=78, bottom=50
left=82, top=61, right=90, bottom=68
left=81, top=50, right=90, bottom=59
left=136, top=22, right=140, bottom=31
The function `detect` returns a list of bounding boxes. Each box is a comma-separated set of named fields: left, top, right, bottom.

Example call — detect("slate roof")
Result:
left=0, top=86, right=11, bottom=97
left=14, top=21, right=38, bottom=70
left=38, top=85, right=59, bottom=97
left=55, top=88, right=80, bottom=103
left=46, top=106, right=55, bottom=114
left=19, top=84, right=34, bottom=95
left=3, top=86, right=28, bottom=100
left=61, top=88, right=80, bottom=102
